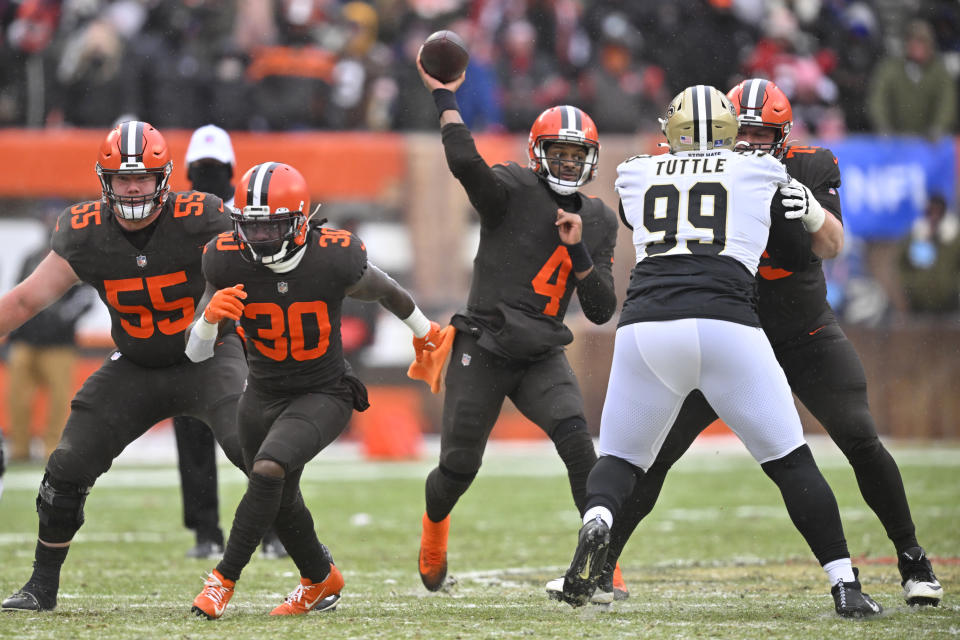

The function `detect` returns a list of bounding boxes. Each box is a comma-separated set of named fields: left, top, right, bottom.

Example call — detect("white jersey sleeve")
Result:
left=615, top=149, right=789, bottom=275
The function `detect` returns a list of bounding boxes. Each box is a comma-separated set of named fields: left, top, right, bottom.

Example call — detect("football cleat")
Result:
left=831, top=568, right=882, bottom=618
left=1, top=582, right=57, bottom=612
left=270, top=565, right=344, bottom=615
left=561, top=516, right=610, bottom=608
left=191, top=569, right=235, bottom=620
left=418, top=512, right=450, bottom=591
left=546, top=561, right=627, bottom=605
left=898, top=547, right=942, bottom=606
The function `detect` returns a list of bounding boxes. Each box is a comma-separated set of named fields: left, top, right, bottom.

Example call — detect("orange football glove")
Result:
left=203, top=284, right=247, bottom=323
left=408, top=325, right=455, bottom=393
left=412, top=320, right=443, bottom=363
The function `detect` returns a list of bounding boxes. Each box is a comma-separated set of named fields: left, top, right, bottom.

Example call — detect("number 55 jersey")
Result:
left=615, top=149, right=808, bottom=328
left=52, top=191, right=230, bottom=367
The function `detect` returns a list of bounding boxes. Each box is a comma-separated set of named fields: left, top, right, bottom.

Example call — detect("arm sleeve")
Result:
left=440, top=123, right=509, bottom=227
left=575, top=209, right=618, bottom=324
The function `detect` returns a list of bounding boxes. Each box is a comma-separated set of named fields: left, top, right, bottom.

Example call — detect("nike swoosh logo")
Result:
left=303, top=589, right=329, bottom=609
left=212, top=603, right=225, bottom=616
left=808, top=325, right=826, bottom=336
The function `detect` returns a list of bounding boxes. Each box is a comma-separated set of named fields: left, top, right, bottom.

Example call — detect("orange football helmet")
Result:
left=527, top=105, right=599, bottom=195
left=726, top=78, right=792, bottom=157
left=232, top=162, right=312, bottom=266
left=96, top=121, right=172, bottom=220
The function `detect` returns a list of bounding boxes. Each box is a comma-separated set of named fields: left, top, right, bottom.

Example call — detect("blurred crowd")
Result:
left=0, top=0, right=958, bottom=325
left=0, top=0, right=958, bottom=137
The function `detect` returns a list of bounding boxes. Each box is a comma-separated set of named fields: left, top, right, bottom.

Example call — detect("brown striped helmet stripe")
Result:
left=246, top=162, right=278, bottom=208
left=119, top=121, right=145, bottom=162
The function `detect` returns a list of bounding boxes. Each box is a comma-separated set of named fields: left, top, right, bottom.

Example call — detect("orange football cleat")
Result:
left=192, top=569, right=235, bottom=620
left=418, top=512, right=450, bottom=591
left=270, top=564, right=344, bottom=615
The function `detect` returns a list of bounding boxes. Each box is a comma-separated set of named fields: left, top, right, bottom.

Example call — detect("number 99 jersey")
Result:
left=615, top=149, right=792, bottom=328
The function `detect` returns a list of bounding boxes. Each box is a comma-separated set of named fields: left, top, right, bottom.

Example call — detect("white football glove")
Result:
left=779, top=178, right=825, bottom=233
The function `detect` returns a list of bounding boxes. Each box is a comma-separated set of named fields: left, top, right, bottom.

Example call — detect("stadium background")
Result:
left=0, top=0, right=958, bottom=454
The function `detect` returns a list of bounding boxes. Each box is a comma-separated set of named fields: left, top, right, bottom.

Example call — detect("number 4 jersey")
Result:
left=615, top=148, right=805, bottom=328
left=202, top=226, right=367, bottom=396
left=52, top=192, right=230, bottom=367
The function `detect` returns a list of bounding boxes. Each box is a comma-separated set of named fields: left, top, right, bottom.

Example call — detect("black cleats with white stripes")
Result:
left=831, top=568, right=882, bottom=618
left=899, top=547, right=942, bottom=606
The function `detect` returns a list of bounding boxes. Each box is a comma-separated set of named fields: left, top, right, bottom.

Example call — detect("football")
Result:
left=419, top=30, right=469, bottom=83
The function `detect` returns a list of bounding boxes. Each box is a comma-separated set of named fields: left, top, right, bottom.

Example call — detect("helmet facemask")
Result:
left=533, top=139, right=598, bottom=196
left=97, top=166, right=171, bottom=220
left=736, top=116, right=791, bottom=157
left=232, top=206, right=308, bottom=266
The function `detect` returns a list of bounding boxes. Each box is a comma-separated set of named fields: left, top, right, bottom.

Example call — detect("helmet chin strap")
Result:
left=265, top=243, right=306, bottom=273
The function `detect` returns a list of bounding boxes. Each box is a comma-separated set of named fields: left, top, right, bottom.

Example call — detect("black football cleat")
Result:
left=898, top=547, right=943, bottom=606
left=2, top=582, right=58, bottom=612
left=561, top=516, right=610, bottom=608
left=831, top=568, right=882, bottom=618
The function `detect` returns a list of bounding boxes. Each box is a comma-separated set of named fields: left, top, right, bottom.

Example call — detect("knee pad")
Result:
left=439, top=462, right=477, bottom=485
left=36, top=472, right=90, bottom=544
left=551, top=417, right=595, bottom=465
left=550, top=417, right=591, bottom=447
left=761, top=444, right=814, bottom=480
left=841, top=433, right=884, bottom=466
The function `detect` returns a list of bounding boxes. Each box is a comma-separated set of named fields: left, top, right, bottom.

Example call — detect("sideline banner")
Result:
left=818, top=136, right=956, bottom=239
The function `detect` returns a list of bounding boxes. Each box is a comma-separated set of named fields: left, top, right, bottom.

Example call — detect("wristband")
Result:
left=566, top=241, right=593, bottom=272
left=432, top=89, right=460, bottom=116
left=403, top=306, right=431, bottom=338
left=193, top=316, right=219, bottom=339
left=185, top=317, right=218, bottom=363
left=802, top=186, right=826, bottom=233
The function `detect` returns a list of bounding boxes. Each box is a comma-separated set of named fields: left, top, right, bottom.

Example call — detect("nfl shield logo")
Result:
left=277, top=281, right=288, bottom=294
left=461, top=353, right=472, bottom=367
left=136, top=254, right=147, bottom=268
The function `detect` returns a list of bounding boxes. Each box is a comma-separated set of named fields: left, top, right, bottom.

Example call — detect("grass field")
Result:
left=0, top=437, right=957, bottom=639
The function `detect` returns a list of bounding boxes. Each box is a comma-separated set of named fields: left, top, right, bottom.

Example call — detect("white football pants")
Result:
left=599, top=318, right=806, bottom=471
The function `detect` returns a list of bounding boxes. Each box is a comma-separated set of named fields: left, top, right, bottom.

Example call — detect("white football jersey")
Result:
left=615, top=148, right=788, bottom=275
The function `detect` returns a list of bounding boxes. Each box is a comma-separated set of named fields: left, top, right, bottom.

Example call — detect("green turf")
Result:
left=0, top=440, right=957, bottom=639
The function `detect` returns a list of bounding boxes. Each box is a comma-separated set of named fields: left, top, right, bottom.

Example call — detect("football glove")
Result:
left=779, top=178, right=825, bottom=233
left=408, top=325, right=456, bottom=394
left=413, top=320, right=443, bottom=363
left=204, top=285, right=247, bottom=323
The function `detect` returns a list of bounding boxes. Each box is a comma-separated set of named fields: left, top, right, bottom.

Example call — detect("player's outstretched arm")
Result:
left=0, top=251, right=80, bottom=338
left=346, top=262, right=442, bottom=360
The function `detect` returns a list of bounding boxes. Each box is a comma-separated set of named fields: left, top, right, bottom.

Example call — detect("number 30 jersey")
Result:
left=203, top=226, right=367, bottom=396
left=52, top=192, right=230, bottom=367
left=615, top=148, right=803, bottom=328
